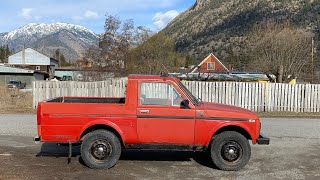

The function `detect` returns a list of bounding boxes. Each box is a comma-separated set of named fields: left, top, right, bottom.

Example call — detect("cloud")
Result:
left=84, top=10, right=99, bottom=19
left=72, top=16, right=84, bottom=21
left=21, top=8, right=34, bottom=19
left=1, top=0, right=192, bottom=33
left=73, top=10, right=99, bottom=21
left=152, top=10, right=179, bottom=30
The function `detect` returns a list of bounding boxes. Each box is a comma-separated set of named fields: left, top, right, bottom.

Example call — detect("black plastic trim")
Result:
left=138, top=115, right=249, bottom=121
left=33, top=136, right=40, bottom=142
left=197, top=117, right=249, bottom=121
left=257, top=134, right=270, bottom=145
left=137, top=115, right=194, bottom=120
left=126, top=144, right=205, bottom=151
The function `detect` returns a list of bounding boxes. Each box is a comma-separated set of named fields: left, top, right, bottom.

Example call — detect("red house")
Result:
left=190, top=53, right=229, bottom=74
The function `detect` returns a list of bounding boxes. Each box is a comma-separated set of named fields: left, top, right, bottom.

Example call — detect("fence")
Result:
left=33, top=80, right=320, bottom=112
left=32, top=79, right=127, bottom=109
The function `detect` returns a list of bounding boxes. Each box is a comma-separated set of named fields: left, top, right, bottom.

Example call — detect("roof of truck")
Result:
left=128, top=74, right=177, bottom=81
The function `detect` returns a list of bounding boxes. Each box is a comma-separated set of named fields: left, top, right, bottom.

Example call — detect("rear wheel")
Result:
left=81, top=130, right=121, bottom=169
left=210, top=131, right=251, bottom=171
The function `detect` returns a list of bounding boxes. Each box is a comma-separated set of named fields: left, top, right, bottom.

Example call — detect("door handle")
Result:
left=139, top=109, right=149, bottom=113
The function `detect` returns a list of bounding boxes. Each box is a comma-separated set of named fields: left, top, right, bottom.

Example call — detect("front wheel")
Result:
left=210, top=131, right=251, bottom=171
left=81, top=130, right=121, bottom=169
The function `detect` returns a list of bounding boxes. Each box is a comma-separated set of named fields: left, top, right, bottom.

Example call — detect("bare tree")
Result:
left=133, top=26, right=153, bottom=46
left=79, top=15, right=153, bottom=81
left=99, top=15, right=135, bottom=75
left=246, top=22, right=314, bottom=83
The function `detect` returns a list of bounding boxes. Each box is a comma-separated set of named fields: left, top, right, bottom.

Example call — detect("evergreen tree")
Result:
left=5, top=45, right=10, bottom=57
left=0, top=46, right=4, bottom=62
left=0, top=45, right=11, bottom=63
left=54, top=49, right=71, bottom=67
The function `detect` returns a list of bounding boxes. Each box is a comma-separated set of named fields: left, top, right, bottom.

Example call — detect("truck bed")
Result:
left=37, top=96, right=133, bottom=143
left=46, top=97, right=125, bottom=104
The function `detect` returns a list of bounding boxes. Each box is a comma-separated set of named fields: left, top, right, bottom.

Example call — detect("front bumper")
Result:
left=257, top=134, right=270, bottom=145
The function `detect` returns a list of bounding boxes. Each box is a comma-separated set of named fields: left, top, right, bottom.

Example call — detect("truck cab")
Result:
left=35, top=74, right=269, bottom=171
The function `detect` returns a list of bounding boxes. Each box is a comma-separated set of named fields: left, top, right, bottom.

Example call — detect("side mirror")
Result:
left=180, top=99, right=190, bottom=109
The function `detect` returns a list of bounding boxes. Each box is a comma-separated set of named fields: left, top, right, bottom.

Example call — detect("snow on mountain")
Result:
left=2, top=23, right=96, bottom=42
left=0, top=23, right=99, bottom=62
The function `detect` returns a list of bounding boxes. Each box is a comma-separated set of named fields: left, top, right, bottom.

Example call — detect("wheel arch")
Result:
left=207, top=125, right=254, bottom=146
left=80, top=124, right=125, bottom=148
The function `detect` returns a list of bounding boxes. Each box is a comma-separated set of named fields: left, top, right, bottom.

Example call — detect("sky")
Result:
left=0, top=0, right=195, bottom=34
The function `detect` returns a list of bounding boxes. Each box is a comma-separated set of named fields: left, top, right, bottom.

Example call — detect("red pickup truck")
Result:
left=35, top=74, right=269, bottom=171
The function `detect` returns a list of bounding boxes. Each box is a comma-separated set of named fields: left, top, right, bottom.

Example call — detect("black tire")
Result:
left=210, top=131, right=251, bottom=171
left=81, top=130, right=121, bottom=169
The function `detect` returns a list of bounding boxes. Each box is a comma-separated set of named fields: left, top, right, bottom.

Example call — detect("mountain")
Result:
left=163, top=0, right=320, bottom=66
left=0, top=23, right=99, bottom=62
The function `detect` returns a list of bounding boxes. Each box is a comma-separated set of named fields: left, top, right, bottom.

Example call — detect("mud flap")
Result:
left=68, top=141, right=72, bottom=164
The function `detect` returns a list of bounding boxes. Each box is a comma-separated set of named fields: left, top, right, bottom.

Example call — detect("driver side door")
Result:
left=137, top=81, right=195, bottom=145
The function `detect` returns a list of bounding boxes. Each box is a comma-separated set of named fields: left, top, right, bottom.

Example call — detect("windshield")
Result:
left=178, top=81, right=201, bottom=106
left=9, top=81, right=19, bottom=85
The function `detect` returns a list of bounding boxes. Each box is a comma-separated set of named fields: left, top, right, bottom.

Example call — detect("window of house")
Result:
left=207, top=62, right=215, bottom=70
left=36, top=66, right=41, bottom=71
left=140, top=82, right=183, bottom=106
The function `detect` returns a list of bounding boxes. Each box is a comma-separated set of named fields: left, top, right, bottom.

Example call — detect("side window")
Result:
left=140, top=82, right=183, bottom=106
left=172, top=87, right=183, bottom=106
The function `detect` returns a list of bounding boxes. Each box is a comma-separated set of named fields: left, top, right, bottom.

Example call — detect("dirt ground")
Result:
left=0, top=86, right=34, bottom=113
left=0, top=116, right=320, bottom=179
left=0, top=136, right=319, bottom=180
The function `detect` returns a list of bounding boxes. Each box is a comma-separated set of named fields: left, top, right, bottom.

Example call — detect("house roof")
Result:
left=0, top=65, right=34, bottom=74
left=128, top=74, right=171, bottom=80
left=170, top=73, right=271, bottom=81
left=55, top=67, right=79, bottom=71
left=50, top=57, right=59, bottom=63
left=8, top=47, right=58, bottom=65
left=190, top=53, right=229, bottom=73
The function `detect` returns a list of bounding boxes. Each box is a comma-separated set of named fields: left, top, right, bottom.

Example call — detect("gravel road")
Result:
left=0, top=114, right=319, bottom=179
left=1, top=114, right=320, bottom=139
left=0, top=114, right=36, bottom=137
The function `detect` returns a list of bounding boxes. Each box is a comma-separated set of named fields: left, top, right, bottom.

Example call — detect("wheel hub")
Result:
left=98, top=147, right=104, bottom=153
left=221, top=141, right=242, bottom=162
left=91, top=140, right=112, bottom=160
left=228, top=149, right=235, bottom=155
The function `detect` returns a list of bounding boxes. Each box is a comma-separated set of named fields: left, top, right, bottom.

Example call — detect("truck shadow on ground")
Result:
left=36, top=142, right=216, bottom=169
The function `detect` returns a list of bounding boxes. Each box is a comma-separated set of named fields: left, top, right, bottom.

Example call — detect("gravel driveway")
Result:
left=0, top=114, right=36, bottom=137
left=0, top=114, right=319, bottom=179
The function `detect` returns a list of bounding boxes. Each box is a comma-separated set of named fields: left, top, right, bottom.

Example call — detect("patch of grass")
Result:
left=0, top=86, right=35, bottom=114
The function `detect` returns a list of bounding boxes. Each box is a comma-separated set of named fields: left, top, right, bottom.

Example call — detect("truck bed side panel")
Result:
left=39, top=103, right=137, bottom=143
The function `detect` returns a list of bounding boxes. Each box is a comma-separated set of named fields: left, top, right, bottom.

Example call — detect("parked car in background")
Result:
left=6, top=80, right=26, bottom=89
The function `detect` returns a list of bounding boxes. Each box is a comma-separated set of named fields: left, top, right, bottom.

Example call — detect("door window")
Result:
left=140, top=82, right=183, bottom=106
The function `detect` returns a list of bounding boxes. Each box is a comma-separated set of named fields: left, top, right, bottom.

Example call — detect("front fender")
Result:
left=205, top=122, right=256, bottom=146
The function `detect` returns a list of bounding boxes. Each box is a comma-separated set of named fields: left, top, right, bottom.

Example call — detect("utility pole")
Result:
left=58, top=49, right=61, bottom=67
left=311, top=38, right=314, bottom=84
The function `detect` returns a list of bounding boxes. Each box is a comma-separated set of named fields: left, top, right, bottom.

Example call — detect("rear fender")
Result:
left=79, top=120, right=126, bottom=143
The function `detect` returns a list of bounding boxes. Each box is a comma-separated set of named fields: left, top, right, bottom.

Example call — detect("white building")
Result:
left=8, top=48, right=58, bottom=78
